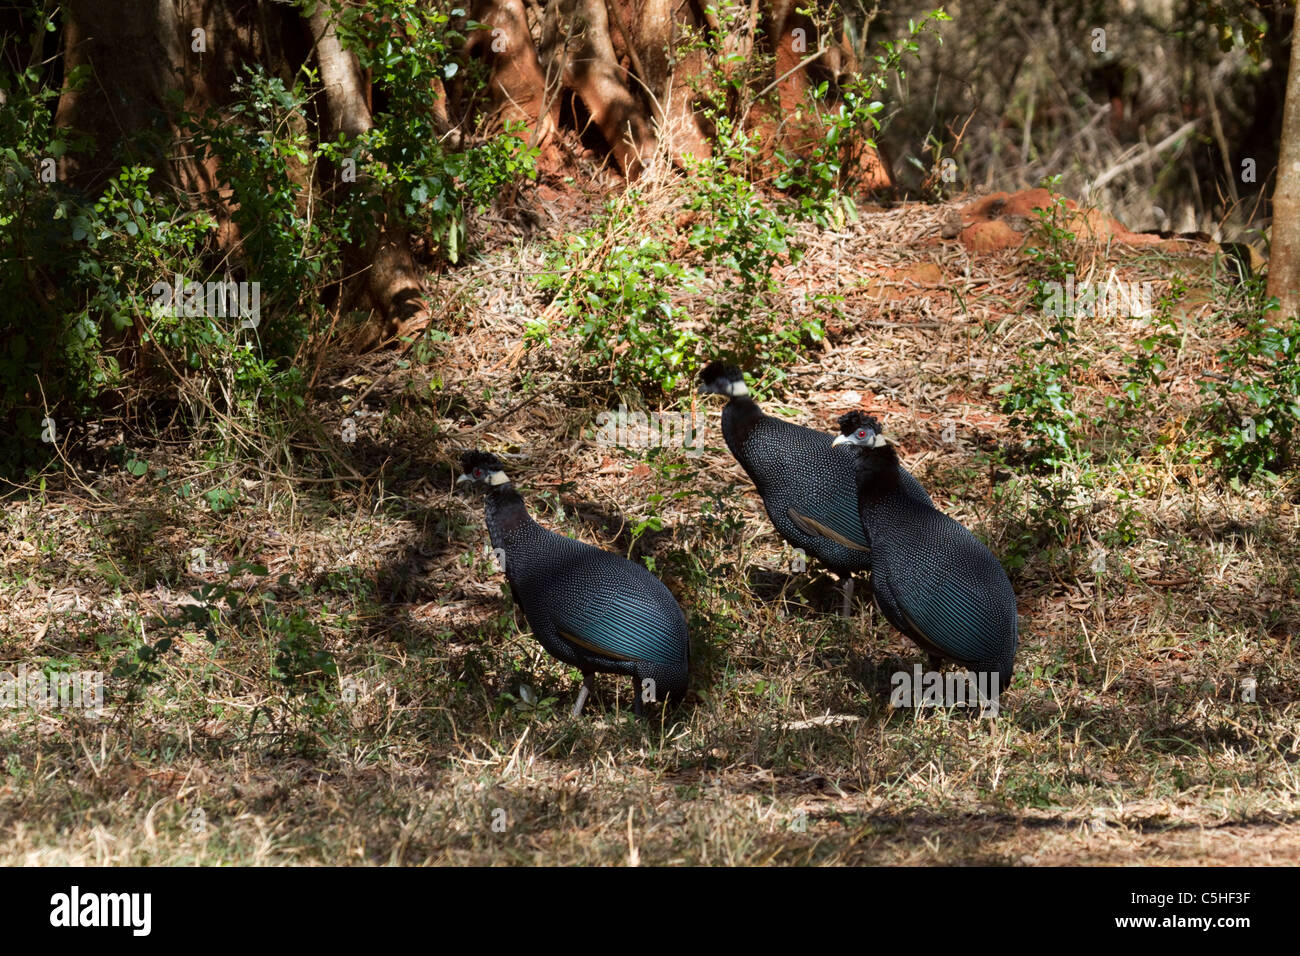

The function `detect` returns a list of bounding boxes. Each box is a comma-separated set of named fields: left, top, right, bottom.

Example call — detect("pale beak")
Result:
left=831, top=434, right=852, bottom=447
left=873, top=433, right=890, bottom=447
left=456, top=473, right=473, bottom=484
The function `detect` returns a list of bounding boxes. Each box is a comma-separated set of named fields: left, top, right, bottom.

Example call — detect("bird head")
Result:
left=697, top=361, right=750, bottom=398
left=832, top=410, right=890, bottom=449
left=457, top=450, right=511, bottom=488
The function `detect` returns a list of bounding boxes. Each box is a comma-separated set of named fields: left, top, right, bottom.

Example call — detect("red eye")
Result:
left=474, top=469, right=484, bottom=478
left=857, top=429, right=867, bottom=438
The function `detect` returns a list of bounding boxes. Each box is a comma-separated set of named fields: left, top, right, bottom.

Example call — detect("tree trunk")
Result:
left=768, top=0, right=814, bottom=116
left=54, top=1, right=305, bottom=246
left=623, top=0, right=712, bottom=163
left=1268, top=17, right=1300, bottom=321
left=540, top=0, right=658, bottom=178
left=305, top=5, right=428, bottom=344
left=469, top=0, right=561, bottom=154
left=54, top=0, right=190, bottom=193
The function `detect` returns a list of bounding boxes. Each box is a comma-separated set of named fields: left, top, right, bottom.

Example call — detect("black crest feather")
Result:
left=699, top=361, right=745, bottom=387
left=837, top=410, right=883, bottom=436
left=460, top=450, right=506, bottom=475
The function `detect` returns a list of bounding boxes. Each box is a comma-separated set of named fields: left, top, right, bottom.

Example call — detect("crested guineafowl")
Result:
left=697, top=362, right=930, bottom=615
left=833, top=411, right=1019, bottom=692
left=458, top=451, right=690, bottom=717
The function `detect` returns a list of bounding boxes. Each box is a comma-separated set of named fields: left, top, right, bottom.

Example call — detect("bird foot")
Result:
left=571, top=675, right=594, bottom=718
left=839, top=577, right=855, bottom=618
left=571, top=685, right=588, bottom=718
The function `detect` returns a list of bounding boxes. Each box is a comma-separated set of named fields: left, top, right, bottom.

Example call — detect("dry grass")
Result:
left=1, top=180, right=1297, bottom=866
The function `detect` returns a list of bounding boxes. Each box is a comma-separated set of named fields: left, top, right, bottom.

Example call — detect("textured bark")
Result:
left=306, top=5, right=427, bottom=343
left=624, top=0, right=712, bottom=163
left=764, top=0, right=890, bottom=190
left=464, top=0, right=886, bottom=184
left=541, top=0, right=657, bottom=178
left=54, top=1, right=305, bottom=250
left=768, top=0, right=814, bottom=115
left=469, top=0, right=560, bottom=150
left=309, top=6, right=372, bottom=140
left=1268, top=19, right=1300, bottom=321
left=54, top=1, right=190, bottom=193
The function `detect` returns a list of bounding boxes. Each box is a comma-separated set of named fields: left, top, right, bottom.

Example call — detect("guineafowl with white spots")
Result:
left=458, top=451, right=690, bottom=717
left=698, top=362, right=930, bottom=614
left=833, top=411, right=1018, bottom=689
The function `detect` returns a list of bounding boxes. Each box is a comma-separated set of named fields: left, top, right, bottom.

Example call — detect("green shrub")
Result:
left=326, top=0, right=536, bottom=262
left=534, top=121, right=824, bottom=397
left=995, top=185, right=1084, bottom=467
left=534, top=192, right=700, bottom=394
left=0, top=43, right=209, bottom=469
left=1203, top=289, right=1300, bottom=481
left=774, top=10, right=951, bottom=224
left=684, top=117, right=821, bottom=371
left=0, top=2, right=534, bottom=475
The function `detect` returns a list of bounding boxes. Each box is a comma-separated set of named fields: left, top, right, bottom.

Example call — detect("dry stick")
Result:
left=946, top=108, right=976, bottom=155
left=663, top=12, right=682, bottom=134
left=1202, top=71, right=1239, bottom=208
left=603, top=0, right=648, bottom=99
left=1035, top=105, right=1109, bottom=181
left=1089, top=120, right=1199, bottom=194
left=614, top=61, right=667, bottom=138
left=293, top=155, right=325, bottom=374
left=129, top=294, right=361, bottom=485
left=738, top=46, right=828, bottom=130
left=533, top=1, right=582, bottom=153
left=1233, top=166, right=1275, bottom=244
left=1020, top=84, right=1035, bottom=169
left=28, top=376, right=111, bottom=503
left=307, top=298, right=346, bottom=393
left=465, top=390, right=548, bottom=435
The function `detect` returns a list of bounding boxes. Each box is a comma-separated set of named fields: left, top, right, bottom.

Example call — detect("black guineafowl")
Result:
left=833, top=411, right=1018, bottom=690
left=458, top=451, right=690, bottom=717
left=697, top=362, right=930, bottom=614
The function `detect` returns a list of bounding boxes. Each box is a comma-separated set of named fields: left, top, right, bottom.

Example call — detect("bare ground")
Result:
left=2, top=179, right=1297, bottom=865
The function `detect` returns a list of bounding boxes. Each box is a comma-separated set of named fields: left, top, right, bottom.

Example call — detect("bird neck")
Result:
left=852, top=445, right=902, bottom=501
left=483, top=484, right=533, bottom=548
left=723, top=394, right=764, bottom=444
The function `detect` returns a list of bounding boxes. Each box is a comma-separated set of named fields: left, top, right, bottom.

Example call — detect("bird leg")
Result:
left=571, top=672, right=596, bottom=718
left=633, top=677, right=644, bottom=717
left=839, top=576, right=855, bottom=618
